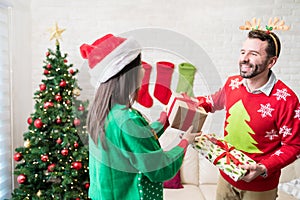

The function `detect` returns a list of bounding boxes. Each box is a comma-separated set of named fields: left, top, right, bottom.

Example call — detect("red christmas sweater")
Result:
left=198, top=74, right=300, bottom=191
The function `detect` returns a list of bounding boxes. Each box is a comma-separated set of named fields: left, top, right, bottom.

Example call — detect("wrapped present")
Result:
left=194, top=134, right=256, bottom=181
left=167, top=93, right=207, bottom=132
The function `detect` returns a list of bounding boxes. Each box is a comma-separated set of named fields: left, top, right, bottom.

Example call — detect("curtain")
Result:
left=0, top=4, right=12, bottom=199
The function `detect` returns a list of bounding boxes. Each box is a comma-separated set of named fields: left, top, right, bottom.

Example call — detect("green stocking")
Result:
left=176, top=63, right=196, bottom=97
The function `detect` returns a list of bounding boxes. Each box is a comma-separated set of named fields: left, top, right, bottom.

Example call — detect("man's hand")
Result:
left=157, top=111, right=169, bottom=129
left=240, top=163, right=267, bottom=182
left=196, top=96, right=212, bottom=112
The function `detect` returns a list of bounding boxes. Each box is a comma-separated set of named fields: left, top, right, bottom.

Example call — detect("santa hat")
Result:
left=80, top=34, right=142, bottom=87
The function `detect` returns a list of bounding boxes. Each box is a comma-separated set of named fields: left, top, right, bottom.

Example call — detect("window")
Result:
left=0, top=4, right=12, bottom=199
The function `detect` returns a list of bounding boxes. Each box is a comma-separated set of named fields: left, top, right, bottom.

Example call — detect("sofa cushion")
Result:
left=164, top=184, right=206, bottom=200
left=199, top=156, right=219, bottom=184
left=159, top=128, right=182, bottom=151
left=181, top=146, right=199, bottom=185
left=199, top=184, right=217, bottom=200
left=280, top=159, right=300, bottom=183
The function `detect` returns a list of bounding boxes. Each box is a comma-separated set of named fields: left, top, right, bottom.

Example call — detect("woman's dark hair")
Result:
left=248, top=30, right=281, bottom=58
left=87, top=54, right=142, bottom=146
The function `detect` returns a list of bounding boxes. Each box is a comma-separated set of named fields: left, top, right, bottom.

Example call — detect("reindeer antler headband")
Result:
left=239, top=17, right=290, bottom=57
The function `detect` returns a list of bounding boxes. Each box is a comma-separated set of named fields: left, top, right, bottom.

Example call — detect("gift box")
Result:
left=193, top=134, right=256, bottom=181
left=167, top=93, right=207, bottom=132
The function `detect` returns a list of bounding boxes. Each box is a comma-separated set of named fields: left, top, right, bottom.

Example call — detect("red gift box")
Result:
left=167, top=93, right=207, bottom=132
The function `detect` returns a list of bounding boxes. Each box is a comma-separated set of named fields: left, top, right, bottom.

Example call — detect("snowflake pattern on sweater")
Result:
left=295, top=106, right=300, bottom=120
left=273, top=88, right=291, bottom=101
left=257, top=103, right=275, bottom=118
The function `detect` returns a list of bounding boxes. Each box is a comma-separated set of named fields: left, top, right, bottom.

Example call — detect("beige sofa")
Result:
left=159, top=129, right=300, bottom=200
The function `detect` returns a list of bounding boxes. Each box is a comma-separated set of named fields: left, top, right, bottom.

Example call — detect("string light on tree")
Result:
left=24, top=139, right=31, bottom=148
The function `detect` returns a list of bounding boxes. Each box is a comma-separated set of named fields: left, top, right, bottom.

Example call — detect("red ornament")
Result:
left=61, top=149, right=69, bottom=156
left=59, top=80, right=67, bottom=87
left=75, top=198, right=80, bottom=200
left=73, top=119, right=81, bottom=126
left=55, top=94, right=62, bottom=102
left=69, top=69, right=75, bottom=75
left=56, top=118, right=62, bottom=124
left=44, top=101, right=54, bottom=109
left=72, top=161, right=82, bottom=170
left=44, top=69, right=49, bottom=75
left=41, top=154, right=48, bottom=162
left=46, top=51, right=50, bottom=57
left=46, top=64, right=52, bottom=69
left=64, top=59, right=68, bottom=63
left=27, top=117, right=33, bottom=125
left=84, top=182, right=90, bottom=189
left=56, top=138, right=62, bottom=144
left=39, top=84, right=46, bottom=91
left=14, top=152, right=23, bottom=161
left=65, top=100, right=71, bottom=105
left=78, top=105, right=85, bottom=111
left=17, top=174, right=27, bottom=184
left=34, top=119, right=43, bottom=129
left=74, top=142, right=79, bottom=148
left=47, top=163, right=56, bottom=172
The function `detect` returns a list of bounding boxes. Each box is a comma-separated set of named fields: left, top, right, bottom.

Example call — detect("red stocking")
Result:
left=137, top=62, right=153, bottom=108
left=154, top=61, right=174, bottom=105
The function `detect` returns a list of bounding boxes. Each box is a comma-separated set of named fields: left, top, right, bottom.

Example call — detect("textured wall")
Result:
left=12, top=0, right=300, bottom=144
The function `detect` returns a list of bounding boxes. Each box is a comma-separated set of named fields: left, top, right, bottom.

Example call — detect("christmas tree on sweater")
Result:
left=11, top=24, right=90, bottom=200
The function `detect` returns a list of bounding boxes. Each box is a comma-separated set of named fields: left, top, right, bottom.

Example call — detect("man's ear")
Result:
left=267, top=56, right=278, bottom=69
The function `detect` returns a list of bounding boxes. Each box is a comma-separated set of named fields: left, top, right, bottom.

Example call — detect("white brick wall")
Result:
left=29, top=0, right=300, bottom=93
left=11, top=0, right=300, bottom=146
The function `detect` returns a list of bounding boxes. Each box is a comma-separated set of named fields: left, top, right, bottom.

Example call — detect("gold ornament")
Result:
left=24, top=139, right=31, bottom=148
left=72, top=88, right=81, bottom=96
left=37, top=190, right=42, bottom=197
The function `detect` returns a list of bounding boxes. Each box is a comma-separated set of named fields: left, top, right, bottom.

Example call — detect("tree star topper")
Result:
left=49, top=22, right=66, bottom=42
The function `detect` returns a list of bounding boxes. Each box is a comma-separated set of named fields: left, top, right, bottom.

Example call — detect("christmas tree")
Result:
left=11, top=23, right=90, bottom=200
left=224, top=100, right=262, bottom=153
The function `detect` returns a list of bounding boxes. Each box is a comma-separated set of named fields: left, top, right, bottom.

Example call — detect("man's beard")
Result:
left=239, top=60, right=268, bottom=79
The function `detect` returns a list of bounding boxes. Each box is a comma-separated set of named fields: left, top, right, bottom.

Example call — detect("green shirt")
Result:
left=89, top=104, right=185, bottom=200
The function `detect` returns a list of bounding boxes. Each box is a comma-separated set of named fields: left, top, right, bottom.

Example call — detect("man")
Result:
left=197, top=29, right=300, bottom=200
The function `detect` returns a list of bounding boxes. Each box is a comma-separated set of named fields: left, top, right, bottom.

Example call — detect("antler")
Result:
left=239, top=17, right=261, bottom=30
left=267, top=17, right=290, bottom=31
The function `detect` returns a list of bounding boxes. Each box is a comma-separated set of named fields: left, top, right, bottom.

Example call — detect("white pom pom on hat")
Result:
left=80, top=34, right=142, bottom=87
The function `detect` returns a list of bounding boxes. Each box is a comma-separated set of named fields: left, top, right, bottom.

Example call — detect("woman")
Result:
left=80, top=34, right=200, bottom=200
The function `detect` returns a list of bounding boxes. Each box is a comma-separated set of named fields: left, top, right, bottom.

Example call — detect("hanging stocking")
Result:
left=154, top=61, right=174, bottom=105
left=176, top=62, right=196, bottom=97
left=137, top=61, right=153, bottom=108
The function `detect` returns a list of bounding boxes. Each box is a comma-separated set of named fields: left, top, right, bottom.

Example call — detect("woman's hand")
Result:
left=157, top=111, right=169, bottom=129
left=181, top=126, right=202, bottom=145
